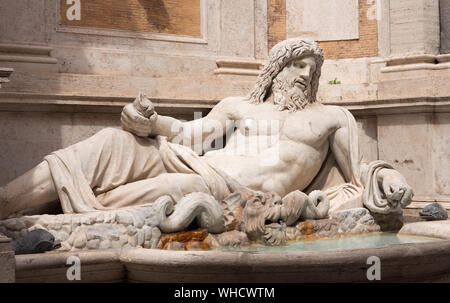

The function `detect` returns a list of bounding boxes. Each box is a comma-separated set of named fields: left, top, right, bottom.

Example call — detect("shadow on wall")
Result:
left=138, top=0, right=171, bottom=32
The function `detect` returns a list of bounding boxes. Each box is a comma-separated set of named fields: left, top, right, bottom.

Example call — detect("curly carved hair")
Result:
left=246, top=38, right=324, bottom=105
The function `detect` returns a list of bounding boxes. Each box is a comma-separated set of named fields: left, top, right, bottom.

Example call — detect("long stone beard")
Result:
left=272, top=77, right=311, bottom=112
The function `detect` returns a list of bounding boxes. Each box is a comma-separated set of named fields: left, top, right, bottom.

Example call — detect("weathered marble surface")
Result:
left=0, top=206, right=161, bottom=251
left=399, top=220, right=450, bottom=239
left=12, top=240, right=450, bottom=282
left=286, top=208, right=380, bottom=241
left=0, top=207, right=382, bottom=252
left=0, top=39, right=414, bottom=251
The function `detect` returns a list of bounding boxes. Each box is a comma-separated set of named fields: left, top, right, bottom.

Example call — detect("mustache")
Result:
left=291, top=78, right=307, bottom=88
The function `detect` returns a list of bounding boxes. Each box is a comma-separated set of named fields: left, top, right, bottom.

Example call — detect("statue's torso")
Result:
left=204, top=99, right=343, bottom=197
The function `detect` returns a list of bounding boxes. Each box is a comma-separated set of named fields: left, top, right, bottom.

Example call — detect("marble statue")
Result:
left=153, top=188, right=330, bottom=246
left=0, top=38, right=413, bottom=246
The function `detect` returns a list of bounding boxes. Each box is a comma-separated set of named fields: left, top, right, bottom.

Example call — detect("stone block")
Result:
left=0, top=234, right=14, bottom=282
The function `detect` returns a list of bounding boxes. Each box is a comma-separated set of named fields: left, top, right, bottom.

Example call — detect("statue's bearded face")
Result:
left=243, top=191, right=305, bottom=246
left=272, top=55, right=317, bottom=111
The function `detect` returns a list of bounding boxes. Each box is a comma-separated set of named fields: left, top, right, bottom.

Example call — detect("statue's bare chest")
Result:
left=232, top=105, right=337, bottom=147
left=281, top=111, right=337, bottom=146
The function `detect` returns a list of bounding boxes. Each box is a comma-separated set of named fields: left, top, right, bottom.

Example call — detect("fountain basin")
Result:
left=219, top=232, right=442, bottom=252
left=15, top=235, right=450, bottom=283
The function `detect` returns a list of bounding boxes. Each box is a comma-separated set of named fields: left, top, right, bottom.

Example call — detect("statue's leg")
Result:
left=96, top=173, right=210, bottom=208
left=1, top=127, right=165, bottom=218
left=0, top=161, right=58, bottom=219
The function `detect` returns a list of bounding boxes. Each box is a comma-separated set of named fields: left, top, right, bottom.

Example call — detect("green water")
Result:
left=219, top=232, right=442, bottom=252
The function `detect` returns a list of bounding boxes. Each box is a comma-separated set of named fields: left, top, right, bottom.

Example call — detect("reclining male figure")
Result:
left=0, top=39, right=413, bottom=220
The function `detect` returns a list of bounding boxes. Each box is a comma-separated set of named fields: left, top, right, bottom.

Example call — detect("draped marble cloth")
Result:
left=44, top=108, right=396, bottom=215
left=43, top=128, right=239, bottom=214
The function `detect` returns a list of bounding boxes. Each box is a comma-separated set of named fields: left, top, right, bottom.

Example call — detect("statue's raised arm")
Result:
left=120, top=92, right=235, bottom=154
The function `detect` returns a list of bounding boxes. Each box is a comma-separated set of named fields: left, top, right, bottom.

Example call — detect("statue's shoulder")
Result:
left=220, top=96, right=246, bottom=105
left=319, top=103, right=355, bottom=128
left=321, top=104, right=351, bottom=117
left=214, top=96, right=247, bottom=110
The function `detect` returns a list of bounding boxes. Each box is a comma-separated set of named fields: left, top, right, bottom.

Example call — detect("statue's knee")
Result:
left=183, top=175, right=209, bottom=193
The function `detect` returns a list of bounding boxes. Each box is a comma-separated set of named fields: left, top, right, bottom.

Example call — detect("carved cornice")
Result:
left=0, top=92, right=215, bottom=117
left=325, top=97, right=450, bottom=116
left=0, top=92, right=448, bottom=117
left=0, top=43, right=57, bottom=64
left=381, top=54, right=450, bottom=73
left=214, top=58, right=264, bottom=76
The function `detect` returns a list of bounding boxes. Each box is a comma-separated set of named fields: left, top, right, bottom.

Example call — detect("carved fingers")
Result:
left=121, top=102, right=157, bottom=137
left=400, top=186, right=414, bottom=208
left=382, top=173, right=414, bottom=208
left=133, top=92, right=155, bottom=118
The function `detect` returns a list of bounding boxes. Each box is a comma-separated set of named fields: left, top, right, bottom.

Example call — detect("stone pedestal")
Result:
left=0, top=233, right=15, bottom=282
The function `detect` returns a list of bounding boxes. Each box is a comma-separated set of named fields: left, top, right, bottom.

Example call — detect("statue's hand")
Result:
left=380, top=169, right=414, bottom=208
left=121, top=93, right=158, bottom=137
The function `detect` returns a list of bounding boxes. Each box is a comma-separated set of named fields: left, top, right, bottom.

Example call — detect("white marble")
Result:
left=0, top=39, right=414, bottom=247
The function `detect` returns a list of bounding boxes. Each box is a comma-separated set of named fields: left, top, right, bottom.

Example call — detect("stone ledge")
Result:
left=0, top=43, right=57, bottom=64
left=0, top=92, right=449, bottom=116
left=13, top=240, right=450, bottom=282
left=399, top=220, right=450, bottom=239
left=327, top=96, right=450, bottom=115
left=15, top=249, right=123, bottom=283
left=380, top=54, right=450, bottom=73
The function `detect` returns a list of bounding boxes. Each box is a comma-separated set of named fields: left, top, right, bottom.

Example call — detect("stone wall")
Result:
left=316, top=0, right=378, bottom=60
left=269, top=0, right=378, bottom=59
left=0, top=0, right=448, bottom=209
left=60, top=0, right=202, bottom=37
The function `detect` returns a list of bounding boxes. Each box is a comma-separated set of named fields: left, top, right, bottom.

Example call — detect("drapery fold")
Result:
left=44, top=128, right=236, bottom=213
left=43, top=117, right=397, bottom=215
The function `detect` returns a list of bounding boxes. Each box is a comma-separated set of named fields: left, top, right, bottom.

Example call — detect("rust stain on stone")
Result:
left=299, top=221, right=314, bottom=235
left=160, top=229, right=208, bottom=250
